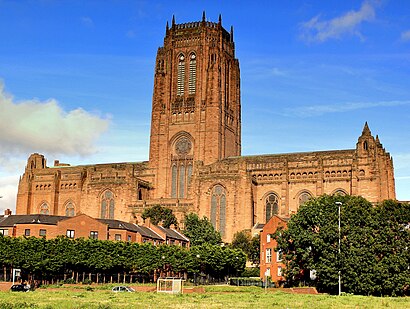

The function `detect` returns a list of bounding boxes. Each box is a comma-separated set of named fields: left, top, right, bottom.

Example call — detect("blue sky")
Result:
left=0, top=0, right=409, bottom=213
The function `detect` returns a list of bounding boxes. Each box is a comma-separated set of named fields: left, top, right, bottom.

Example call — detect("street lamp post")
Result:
left=335, top=201, right=342, bottom=296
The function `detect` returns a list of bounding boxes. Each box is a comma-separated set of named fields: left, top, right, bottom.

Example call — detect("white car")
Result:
left=111, top=286, right=135, bottom=292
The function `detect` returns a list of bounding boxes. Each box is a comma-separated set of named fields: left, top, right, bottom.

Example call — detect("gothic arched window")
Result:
left=101, top=190, right=115, bottom=219
left=189, top=53, right=196, bottom=94
left=171, top=135, right=193, bottom=199
left=65, top=202, right=75, bottom=217
left=177, top=54, right=185, bottom=96
left=210, top=185, right=226, bottom=238
left=40, top=202, right=49, bottom=215
left=298, top=192, right=312, bottom=207
left=265, top=193, right=279, bottom=223
left=333, top=189, right=347, bottom=196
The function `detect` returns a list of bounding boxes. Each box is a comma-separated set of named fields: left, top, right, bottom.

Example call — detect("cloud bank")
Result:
left=0, top=82, right=110, bottom=157
left=300, top=1, right=377, bottom=43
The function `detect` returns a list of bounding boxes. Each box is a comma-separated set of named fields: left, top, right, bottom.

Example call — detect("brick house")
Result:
left=0, top=211, right=189, bottom=247
left=259, top=215, right=289, bottom=285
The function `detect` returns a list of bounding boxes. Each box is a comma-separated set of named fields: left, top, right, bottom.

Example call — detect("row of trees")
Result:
left=274, top=196, right=410, bottom=296
left=0, top=235, right=246, bottom=283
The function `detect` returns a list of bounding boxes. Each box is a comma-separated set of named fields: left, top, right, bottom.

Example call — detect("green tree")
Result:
left=182, top=213, right=222, bottom=246
left=230, top=230, right=260, bottom=265
left=275, top=195, right=410, bottom=296
left=141, top=205, right=178, bottom=228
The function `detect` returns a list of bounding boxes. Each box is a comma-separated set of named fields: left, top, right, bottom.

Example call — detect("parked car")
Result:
left=10, top=284, right=30, bottom=292
left=111, top=286, right=135, bottom=292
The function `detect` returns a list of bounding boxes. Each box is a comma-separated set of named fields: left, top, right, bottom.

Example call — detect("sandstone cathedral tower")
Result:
left=16, top=14, right=395, bottom=241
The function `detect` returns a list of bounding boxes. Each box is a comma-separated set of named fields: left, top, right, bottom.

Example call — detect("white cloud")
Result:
left=81, top=16, right=94, bottom=28
left=0, top=81, right=110, bottom=157
left=400, top=30, right=410, bottom=42
left=0, top=175, right=19, bottom=215
left=284, top=100, right=410, bottom=117
left=300, top=1, right=377, bottom=43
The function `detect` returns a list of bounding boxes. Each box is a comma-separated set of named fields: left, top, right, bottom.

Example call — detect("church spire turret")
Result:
left=362, top=121, right=371, bottom=136
left=202, top=11, right=206, bottom=22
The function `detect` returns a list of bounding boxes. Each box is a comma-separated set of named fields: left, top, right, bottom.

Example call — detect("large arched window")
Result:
left=65, top=202, right=75, bottom=217
left=177, top=54, right=185, bottom=96
left=188, top=53, right=196, bottom=94
left=210, top=185, right=226, bottom=238
left=40, top=202, right=49, bottom=215
left=171, top=135, right=193, bottom=198
left=101, top=190, right=115, bottom=219
left=265, top=193, right=279, bottom=223
left=333, top=189, right=347, bottom=196
left=298, top=192, right=312, bottom=207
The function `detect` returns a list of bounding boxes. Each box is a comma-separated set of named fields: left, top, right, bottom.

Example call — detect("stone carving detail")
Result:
left=175, top=137, right=192, bottom=155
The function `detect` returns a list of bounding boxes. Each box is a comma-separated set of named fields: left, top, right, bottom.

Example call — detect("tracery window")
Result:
left=65, top=202, right=75, bottom=217
left=265, top=193, right=279, bottom=223
left=40, top=202, right=49, bottom=215
left=188, top=53, right=196, bottom=94
left=171, top=136, right=193, bottom=198
left=333, top=189, right=347, bottom=196
left=101, top=190, right=115, bottom=219
left=298, top=192, right=312, bottom=207
left=210, top=185, right=226, bottom=238
left=177, top=54, right=185, bottom=96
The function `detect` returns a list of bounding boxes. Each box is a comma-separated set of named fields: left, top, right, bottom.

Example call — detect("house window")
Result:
left=66, top=230, right=75, bottom=238
left=65, top=202, right=75, bottom=217
left=101, top=190, right=115, bottom=219
left=265, top=268, right=271, bottom=277
left=40, top=202, right=49, bottom=215
left=127, top=235, right=132, bottom=242
left=115, top=234, right=122, bottom=241
left=267, top=234, right=271, bottom=243
left=0, top=229, right=9, bottom=236
left=266, top=248, right=272, bottom=263
left=90, top=231, right=98, bottom=239
left=25, top=229, right=31, bottom=236
left=277, top=250, right=283, bottom=262
left=39, top=229, right=46, bottom=236
left=265, top=193, right=279, bottom=223
left=278, top=266, right=283, bottom=277
left=210, top=185, right=226, bottom=238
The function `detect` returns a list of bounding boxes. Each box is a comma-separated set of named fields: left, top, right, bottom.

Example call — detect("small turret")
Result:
left=26, top=153, right=47, bottom=170
left=356, top=122, right=376, bottom=155
left=202, top=11, right=206, bottom=22
left=362, top=121, right=371, bottom=136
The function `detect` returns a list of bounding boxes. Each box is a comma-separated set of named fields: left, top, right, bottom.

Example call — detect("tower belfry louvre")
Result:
left=149, top=14, right=241, bottom=200
left=16, top=14, right=395, bottom=241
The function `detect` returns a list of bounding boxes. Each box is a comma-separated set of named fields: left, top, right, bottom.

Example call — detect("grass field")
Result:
left=0, top=285, right=409, bottom=308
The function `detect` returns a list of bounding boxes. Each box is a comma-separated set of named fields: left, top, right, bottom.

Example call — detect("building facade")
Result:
left=259, top=215, right=288, bottom=284
left=15, top=14, right=396, bottom=242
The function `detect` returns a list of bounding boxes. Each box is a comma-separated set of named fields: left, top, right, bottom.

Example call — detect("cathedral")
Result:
left=16, top=15, right=396, bottom=242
